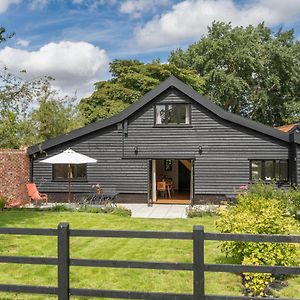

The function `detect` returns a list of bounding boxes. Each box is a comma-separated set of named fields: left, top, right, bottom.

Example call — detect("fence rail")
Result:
left=0, top=223, right=299, bottom=300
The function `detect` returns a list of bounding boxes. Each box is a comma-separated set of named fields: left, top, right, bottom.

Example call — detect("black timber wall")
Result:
left=32, top=125, right=148, bottom=196
left=32, top=87, right=291, bottom=201
left=123, top=88, right=289, bottom=196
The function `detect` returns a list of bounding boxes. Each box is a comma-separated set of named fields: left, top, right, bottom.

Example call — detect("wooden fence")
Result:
left=0, top=223, right=300, bottom=299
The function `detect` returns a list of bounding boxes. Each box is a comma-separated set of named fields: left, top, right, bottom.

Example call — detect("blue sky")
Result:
left=1, top=0, right=300, bottom=98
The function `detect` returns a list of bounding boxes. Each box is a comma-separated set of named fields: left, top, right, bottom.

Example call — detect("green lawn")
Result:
left=0, top=210, right=299, bottom=299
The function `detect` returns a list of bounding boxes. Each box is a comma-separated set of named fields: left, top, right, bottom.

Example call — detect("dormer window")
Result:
left=155, top=104, right=191, bottom=126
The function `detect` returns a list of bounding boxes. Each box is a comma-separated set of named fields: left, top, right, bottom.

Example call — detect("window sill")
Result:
left=52, top=179, right=88, bottom=182
left=249, top=180, right=290, bottom=184
left=153, top=124, right=193, bottom=128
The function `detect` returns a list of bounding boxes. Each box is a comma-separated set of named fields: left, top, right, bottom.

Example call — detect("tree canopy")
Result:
left=0, top=71, right=84, bottom=148
left=2, top=22, right=300, bottom=148
left=29, top=84, right=84, bottom=144
left=169, top=22, right=300, bottom=126
left=79, top=60, right=205, bottom=124
left=0, top=26, right=85, bottom=149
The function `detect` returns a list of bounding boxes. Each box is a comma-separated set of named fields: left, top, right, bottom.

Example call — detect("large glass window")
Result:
left=250, top=160, right=262, bottom=181
left=53, top=164, right=87, bottom=181
left=250, top=160, right=289, bottom=182
left=155, top=104, right=190, bottom=125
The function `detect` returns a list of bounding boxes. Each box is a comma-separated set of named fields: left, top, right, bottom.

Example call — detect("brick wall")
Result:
left=0, top=149, right=30, bottom=200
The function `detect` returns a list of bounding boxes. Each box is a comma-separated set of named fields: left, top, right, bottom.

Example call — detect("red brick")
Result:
left=0, top=149, right=30, bottom=200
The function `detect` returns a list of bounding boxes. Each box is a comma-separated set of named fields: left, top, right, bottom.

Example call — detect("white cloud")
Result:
left=0, top=0, right=20, bottom=13
left=29, top=0, right=48, bottom=10
left=16, top=39, right=30, bottom=48
left=120, top=0, right=171, bottom=18
left=72, top=0, right=117, bottom=9
left=135, top=0, right=300, bottom=49
left=0, top=41, right=109, bottom=98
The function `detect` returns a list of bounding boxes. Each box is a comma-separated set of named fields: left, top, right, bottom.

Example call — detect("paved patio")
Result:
left=120, top=203, right=188, bottom=219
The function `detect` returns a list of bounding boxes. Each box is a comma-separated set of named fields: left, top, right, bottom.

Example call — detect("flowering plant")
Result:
left=92, top=184, right=102, bottom=195
left=239, top=184, right=248, bottom=191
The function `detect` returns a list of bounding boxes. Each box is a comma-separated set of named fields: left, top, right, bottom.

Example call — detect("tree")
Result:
left=0, top=66, right=51, bottom=148
left=79, top=60, right=205, bottom=124
left=0, top=73, right=84, bottom=148
left=29, top=84, right=84, bottom=144
left=169, top=22, right=300, bottom=126
left=0, top=27, right=83, bottom=148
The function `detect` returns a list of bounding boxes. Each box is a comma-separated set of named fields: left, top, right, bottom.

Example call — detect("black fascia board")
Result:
left=27, top=77, right=175, bottom=155
left=27, top=75, right=294, bottom=155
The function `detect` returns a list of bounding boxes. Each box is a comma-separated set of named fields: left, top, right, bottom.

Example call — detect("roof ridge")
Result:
left=28, top=75, right=295, bottom=155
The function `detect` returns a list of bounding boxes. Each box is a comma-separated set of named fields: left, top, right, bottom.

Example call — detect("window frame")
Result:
left=154, top=103, right=192, bottom=127
left=52, top=164, right=88, bottom=182
left=249, top=159, right=289, bottom=183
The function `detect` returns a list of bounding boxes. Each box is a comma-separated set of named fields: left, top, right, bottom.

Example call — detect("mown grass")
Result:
left=0, top=210, right=299, bottom=299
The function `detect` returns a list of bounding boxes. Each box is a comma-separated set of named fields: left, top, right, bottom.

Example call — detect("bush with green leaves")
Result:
left=77, top=204, right=131, bottom=217
left=0, top=195, right=7, bottom=211
left=50, top=204, right=72, bottom=212
left=186, top=205, right=216, bottom=218
left=246, top=182, right=300, bottom=217
left=216, top=192, right=299, bottom=296
left=111, top=206, right=131, bottom=217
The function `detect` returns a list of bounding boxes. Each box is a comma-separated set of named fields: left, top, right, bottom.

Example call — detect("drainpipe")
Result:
left=289, top=132, right=299, bottom=186
left=293, top=131, right=300, bottom=187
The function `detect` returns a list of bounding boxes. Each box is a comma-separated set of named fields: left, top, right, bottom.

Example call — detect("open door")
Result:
left=148, top=160, right=157, bottom=206
left=191, top=159, right=195, bottom=205
left=148, top=160, right=152, bottom=206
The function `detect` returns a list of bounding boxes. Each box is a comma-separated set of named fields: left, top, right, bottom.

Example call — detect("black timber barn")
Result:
left=28, top=76, right=300, bottom=204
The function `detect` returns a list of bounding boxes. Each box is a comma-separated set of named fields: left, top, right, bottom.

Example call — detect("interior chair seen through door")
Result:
left=156, top=181, right=167, bottom=198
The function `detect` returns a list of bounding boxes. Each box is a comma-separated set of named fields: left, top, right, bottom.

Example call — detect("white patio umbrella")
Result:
left=40, top=149, right=97, bottom=203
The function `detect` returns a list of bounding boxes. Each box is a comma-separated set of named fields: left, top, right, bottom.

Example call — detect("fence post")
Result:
left=193, top=226, right=205, bottom=300
left=57, top=223, right=70, bottom=300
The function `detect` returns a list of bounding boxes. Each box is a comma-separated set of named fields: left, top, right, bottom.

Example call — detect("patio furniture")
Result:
left=157, top=181, right=167, bottom=198
left=165, top=179, right=173, bottom=198
left=26, top=183, right=48, bottom=205
left=101, top=187, right=118, bottom=203
left=40, top=149, right=97, bottom=203
left=80, top=187, right=118, bottom=207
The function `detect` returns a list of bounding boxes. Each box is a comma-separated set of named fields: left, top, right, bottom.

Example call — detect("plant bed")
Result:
left=186, top=204, right=224, bottom=218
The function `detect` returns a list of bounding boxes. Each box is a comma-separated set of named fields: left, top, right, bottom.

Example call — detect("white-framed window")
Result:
left=155, top=104, right=191, bottom=125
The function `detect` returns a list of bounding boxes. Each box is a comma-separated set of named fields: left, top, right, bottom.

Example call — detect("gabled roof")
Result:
left=276, top=124, right=300, bottom=133
left=28, top=75, right=298, bottom=155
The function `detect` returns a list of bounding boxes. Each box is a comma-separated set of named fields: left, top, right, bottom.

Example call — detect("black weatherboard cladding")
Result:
left=29, top=76, right=297, bottom=198
left=123, top=88, right=289, bottom=195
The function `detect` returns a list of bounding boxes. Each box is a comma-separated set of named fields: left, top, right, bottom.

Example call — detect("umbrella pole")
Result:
left=68, top=164, right=71, bottom=204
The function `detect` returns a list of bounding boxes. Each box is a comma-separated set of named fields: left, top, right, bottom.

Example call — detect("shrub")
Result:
left=186, top=205, right=216, bottom=218
left=111, top=206, right=131, bottom=217
left=246, top=182, right=300, bottom=216
left=50, top=204, right=72, bottom=212
left=0, top=196, right=6, bottom=211
left=77, top=204, right=131, bottom=217
left=287, top=188, right=300, bottom=216
left=216, top=192, right=299, bottom=296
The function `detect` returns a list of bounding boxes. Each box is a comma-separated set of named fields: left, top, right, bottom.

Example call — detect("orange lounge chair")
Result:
left=26, top=183, right=48, bottom=204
